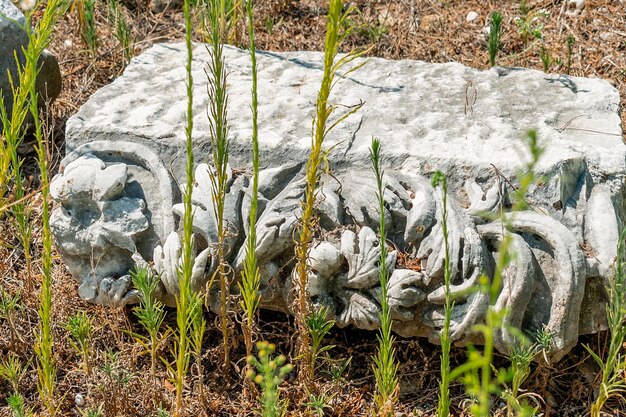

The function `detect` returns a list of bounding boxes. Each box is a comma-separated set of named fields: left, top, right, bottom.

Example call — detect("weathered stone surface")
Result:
left=0, top=0, right=62, bottom=121
left=54, top=42, right=625, bottom=361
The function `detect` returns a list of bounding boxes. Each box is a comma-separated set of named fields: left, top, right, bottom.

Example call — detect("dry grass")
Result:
left=1, top=0, right=625, bottom=415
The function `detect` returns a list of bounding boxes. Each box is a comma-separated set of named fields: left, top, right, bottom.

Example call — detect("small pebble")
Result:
left=64, top=39, right=73, bottom=48
left=599, top=31, right=614, bottom=41
left=75, top=393, right=85, bottom=407
left=565, top=0, right=585, bottom=16
left=466, top=11, right=479, bottom=22
left=19, top=0, right=36, bottom=11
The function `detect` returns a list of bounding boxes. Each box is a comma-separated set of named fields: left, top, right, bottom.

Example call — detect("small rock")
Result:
left=0, top=0, right=62, bottom=125
left=565, top=0, right=585, bottom=16
left=466, top=11, right=479, bottom=22
left=74, top=393, right=85, bottom=407
left=599, top=31, right=614, bottom=41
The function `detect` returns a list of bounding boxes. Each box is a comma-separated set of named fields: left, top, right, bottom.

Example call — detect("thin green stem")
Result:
left=174, top=0, right=195, bottom=415
left=433, top=171, right=451, bottom=417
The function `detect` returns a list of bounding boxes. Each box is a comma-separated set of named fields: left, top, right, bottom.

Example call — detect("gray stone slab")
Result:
left=54, top=42, right=625, bottom=361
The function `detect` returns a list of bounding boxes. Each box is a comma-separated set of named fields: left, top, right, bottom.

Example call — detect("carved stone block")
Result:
left=52, top=43, right=625, bottom=361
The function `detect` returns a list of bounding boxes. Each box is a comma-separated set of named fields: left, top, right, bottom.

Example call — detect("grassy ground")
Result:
left=1, top=0, right=625, bottom=416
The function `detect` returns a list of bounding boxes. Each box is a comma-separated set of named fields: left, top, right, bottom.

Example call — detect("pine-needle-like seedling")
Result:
left=7, top=393, right=33, bottom=417
left=539, top=44, right=552, bottom=72
left=107, top=0, right=133, bottom=63
left=305, top=306, right=335, bottom=375
left=247, top=341, right=293, bottom=417
left=173, top=0, right=197, bottom=415
left=63, top=311, right=94, bottom=375
left=369, top=138, right=399, bottom=416
left=566, top=35, right=575, bottom=75
left=431, top=170, right=453, bottom=417
left=294, top=0, right=365, bottom=384
left=131, top=265, right=166, bottom=380
left=205, top=0, right=233, bottom=371
left=238, top=0, right=262, bottom=392
left=585, top=229, right=626, bottom=417
left=3, top=2, right=75, bottom=415
left=82, top=0, right=98, bottom=55
left=450, top=130, right=544, bottom=417
left=488, top=11, right=504, bottom=67
left=504, top=339, right=538, bottom=416
left=0, top=288, right=21, bottom=348
left=80, top=407, right=104, bottom=417
left=0, top=354, right=25, bottom=394
left=190, top=292, right=206, bottom=401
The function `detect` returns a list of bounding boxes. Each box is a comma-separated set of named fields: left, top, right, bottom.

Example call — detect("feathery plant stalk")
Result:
left=305, top=307, right=335, bottom=373
left=539, top=44, right=552, bottom=72
left=370, top=139, right=399, bottom=416
left=505, top=339, right=537, bottom=416
left=82, top=0, right=98, bottom=55
left=190, top=292, right=206, bottom=401
left=451, top=130, right=543, bottom=417
left=131, top=266, right=166, bottom=380
left=64, top=312, right=94, bottom=375
left=206, top=0, right=232, bottom=371
left=585, top=229, right=626, bottom=417
left=174, top=0, right=196, bottom=415
left=0, top=354, right=25, bottom=394
left=432, top=171, right=452, bottom=417
left=294, top=0, right=364, bottom=384
left=566, top=35, right=575, bottom=75
left=0, top=0, right=66, bottom=215
left=238, top=0, right=262, bottom=375
left=488, top=11, right=504, bottom=67
left=247, top=341, right=293, bottom=417
left=108, top=0, right=133, bottom=63
left=0, top=287, right=21, bottom=348
left=5, top=2, right=74, bottom=415
left=7, top=393, right=33, bottom=417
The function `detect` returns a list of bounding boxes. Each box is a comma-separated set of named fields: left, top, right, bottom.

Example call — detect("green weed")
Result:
left=108, top=0, right=133, bottom=63
left=82, top=0, right=98, bottom=55
left=63, top=311, right=94, bottom=375
left=488, top=11, right=504, bottom=67
left=503, top=339, right=538, bottom=416
left=131, top=265, right=166, bottom=380
left=173, top=0, right=198, bottom=414
left=305, top=390, right=334, bottom=417
left=566, top=35, right=575, bottom=74
left=99, top=349, right=133, bottom=416
left=294, top=0, right=364, bottom=384
left=80, top=406, right=104, bottom=417
left=370, top=138, right=399, bottom=416
left=539, top=44, right=553, bottom=72
left=0, top=288, right=21, bottom=348
left=205, top=0, right=233, bottom=371
left=451, top=130, right=543, bottom=417
left=7, top=393, right=33, bottom=417
left=190, top=292, right=206, bottom=401
left=8, top=2, right=75, bottom=415
left=585, top=229, right=626, bottom=417
left=247, top=341, right=293, bottom=417
left=431, top=171, right=453, bottom=417
left=0, top=354, right=25, bottom=394
left=514, top=1, right=548, bottom=47
left=305, top=306, right=335, bottom=375
left=238, top=0, right=262, bottom=384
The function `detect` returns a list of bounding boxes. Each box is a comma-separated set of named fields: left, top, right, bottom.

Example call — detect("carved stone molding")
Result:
left=51, top=44, right=626, bottom=361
